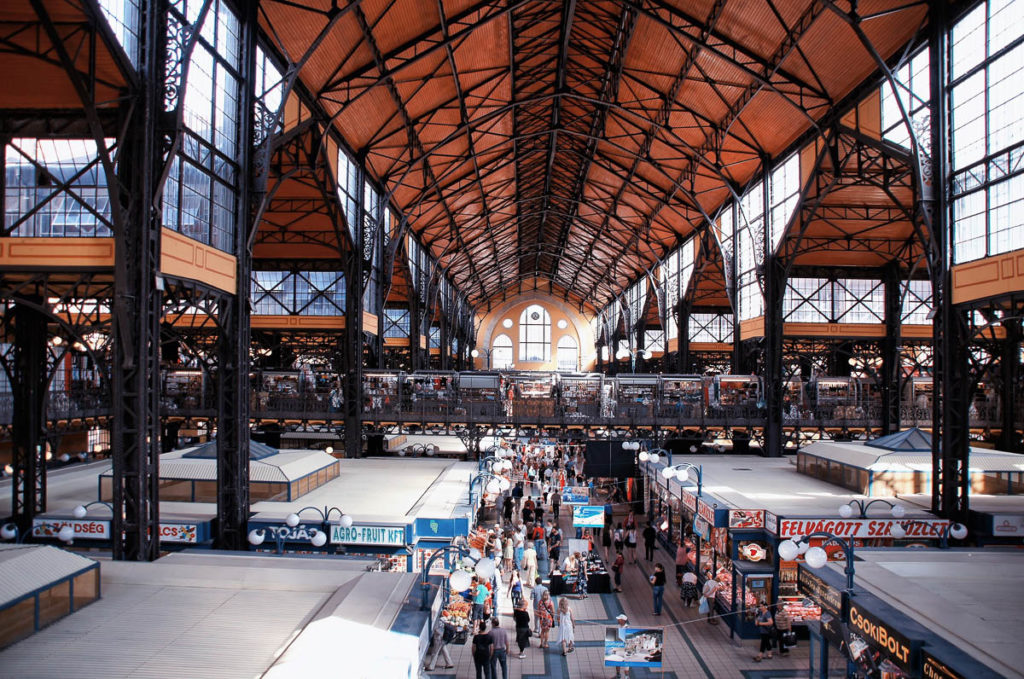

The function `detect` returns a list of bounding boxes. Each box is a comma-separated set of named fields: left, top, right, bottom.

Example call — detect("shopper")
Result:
left=507, top=568, right=524, bottom=608
left=472, top=620, right=495, bottom=679
left=488, top=616, right=510, bottom=679
left=613, top=523, right=624, bottom=555
left=681, top=570, right=699, bottom=607
left=612, top=549, right=625, bottom=592
left=530, top=576, right=549, bottom=635
left=576, top=550, right=589, bottom=599
left=643, top=522, right=657, bottom=561
left=551, top=489, right=561, bottom=520
left=514, top=530, right=525, bottom=570
left=626, top=526, right=638, bottom=564
left=537, top=590, right=556, bottom=649
left=548, top=525, right=562, bottom=569
left=424, top=618, right=455, bottom=671
left=611, top=613, right=631, bottom=679
left=602, top=519, right=613, bottom=558
left=556, top=596, right=576, bottom=655
left=472, top=576, right=490, bottom=622
left=513, top=599, right=532, bottom=658
left=502, top=531, right=514, bottom=573
left=702, top=575, right=720, bottom=624
left=774, top=605, right=792, bottom=656
left=521, top=541, right=538, bottom=586
left=753, top=602, right=774, bottom=661
left=650, top=563, right=666, bottom=615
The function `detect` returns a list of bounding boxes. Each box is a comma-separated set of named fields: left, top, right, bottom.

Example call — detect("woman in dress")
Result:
left=503, top=530, right=514, bottom=572
left=575, top=550, right=588, bottom=599
left=521, top=541, right=538, bottom=586
left=513, top=599, right=531, bottom=659
left=556, top=596, right=576, bottom=655
left=537, top=590, right=556, bottom=649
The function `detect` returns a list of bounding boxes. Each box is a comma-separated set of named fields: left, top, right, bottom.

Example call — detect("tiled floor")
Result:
left=425, top=504, right=846, bottom=678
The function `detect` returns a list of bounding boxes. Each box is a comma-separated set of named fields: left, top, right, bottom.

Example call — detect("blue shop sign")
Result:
left=416, top=518, right=457, bottom=539
left=249, top=522, right=325, bottom=544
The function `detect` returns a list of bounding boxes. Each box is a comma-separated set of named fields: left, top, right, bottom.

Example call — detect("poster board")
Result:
left=604, top=627, right=664, bottom=668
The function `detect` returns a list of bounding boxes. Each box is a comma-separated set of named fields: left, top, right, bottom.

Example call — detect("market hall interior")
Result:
left=0, top=0, right=1023, bottom=677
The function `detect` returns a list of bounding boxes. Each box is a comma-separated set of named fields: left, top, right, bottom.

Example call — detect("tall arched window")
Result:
left=556, top=335, right=578, bottom=372
left=519, top=304, right=550, bottom=361
left=492, top=334, right=513, bottom=369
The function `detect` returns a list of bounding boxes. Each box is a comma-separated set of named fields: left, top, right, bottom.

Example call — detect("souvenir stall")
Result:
left=613, top=375, right=659, bottom=419
left=506, top=373, right=555, bottom=418
left=363, top=370, right=402, bottom=415
left=717, top=509, right=776, bottom=639
left=549, top=513, right=612, bottom=595
left=659, top=375, right=705, bottom=419
left=407, top=371, right=456, bottom=417
left=558, top=373, right=603, bottom=420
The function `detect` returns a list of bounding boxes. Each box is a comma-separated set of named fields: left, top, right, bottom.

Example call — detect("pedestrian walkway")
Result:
left=425, top=494, right=843, bottom=678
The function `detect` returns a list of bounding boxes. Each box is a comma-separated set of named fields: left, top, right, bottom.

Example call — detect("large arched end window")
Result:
left=492, top=334, right=513, bottom=369
left=519, top=304, right=551, bottom=361
left=556, top=335, right=578, bottom=372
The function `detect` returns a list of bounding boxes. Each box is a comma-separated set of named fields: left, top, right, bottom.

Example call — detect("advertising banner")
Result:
left=572, top=506, right=605, bottom=527
left=561, top=486, right=590, bottom=505
left=32, top=518, right=110, bottom=540
left=764, top=511, right=778, bottom=535
left=680, top=488, right=697, bottom=512
left=697, top=498, right=716, bottom=525
left=847, top=601, right=920, bottom=674
left=728, top=509, right=765, bottom=529
left=989, top=514, right=1024, bottom=537
left=778, top=518, right=950, bottom=539
left=922, top=651, right=968, bottom=679
left=604, top=627, right=664, bottom=668
left=330, top=524, right=406, bottom=546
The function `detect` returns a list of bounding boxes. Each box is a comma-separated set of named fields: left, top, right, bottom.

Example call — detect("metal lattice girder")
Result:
left=256, top=0, right=930, bottom=310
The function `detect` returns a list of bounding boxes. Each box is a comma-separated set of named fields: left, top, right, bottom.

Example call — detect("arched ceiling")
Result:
left=258, top=0, right=928, bottom=310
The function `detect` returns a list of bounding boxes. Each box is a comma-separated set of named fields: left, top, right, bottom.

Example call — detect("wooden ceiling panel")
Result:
left=256, top=0, right=931, bottom=308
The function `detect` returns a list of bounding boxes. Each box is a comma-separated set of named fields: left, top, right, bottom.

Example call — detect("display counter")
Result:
left=548, top=551, right=611, bottom=595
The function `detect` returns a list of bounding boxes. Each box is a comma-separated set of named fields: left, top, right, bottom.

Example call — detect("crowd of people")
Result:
left=425, top=439, right=796, bottom=676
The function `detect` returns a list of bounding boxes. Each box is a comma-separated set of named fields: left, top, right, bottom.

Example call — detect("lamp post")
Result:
left=891, top=518, right=968, bottom=548
left=72, top=501, right=113, bottom=518
left=661, top=462, right=704, bottom=497
left=468, top=470, right=511, bottom=509
left=615, top=347, right=652, bottom=373
left=1, top=521, right=75, bottom=544
left=470, top=348, right=491, bottom=370
left=247, top=506, right=352, bottom=554
left=778, top=531, right=856, bottom=593
left=838, top=498, right=906, bottom=519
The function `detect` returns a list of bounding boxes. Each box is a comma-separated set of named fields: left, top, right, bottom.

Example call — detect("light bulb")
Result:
left=797, top=539, right=810, bottom=555
left=486, top=479, right=500, bottom=494
left=649, top=453, right=660, bottom=464
left=247, top=529, right=265, bottom=546
left=286, top=513, right=300, bottom=527
left=804, top=546, right=828, bottom=569
left=949, top=523, right=968, bottom=540
left=310, top=530, right=328, bottom=547
left=57, top=525, right=75, bottom=543
left=890, top=504, right=906, bottom=519
left=340, top=514, right=354, bottom=528
left=661, top=467, right=675, bottom=479
left=890, top=522, right=906, bottom=539
left=73, top=505, right=87, bottom=519
left=777, top=539, right=799, bottom=561
left=469, top=547, right=482, bottom=561
left=449, top=569, right=472, bottom=592
left=689, top=445, right=698, bottom=453
left=474, top=557, right=496, bottom=579
left=2, top=523, right=18, bottom=540
left=838, top=504, right=853, bottom=519
left=638, top=451, right=649, bottom=462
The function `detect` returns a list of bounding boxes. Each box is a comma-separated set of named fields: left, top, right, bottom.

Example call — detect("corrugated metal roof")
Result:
left=0, top=544, right=97, bottom=606
left=804, top=440, right=1024, bottom=473
left=99, top=449, right=338, bottom=484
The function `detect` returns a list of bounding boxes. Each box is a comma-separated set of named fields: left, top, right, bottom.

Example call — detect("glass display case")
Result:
left=727, top=560, right=775, bottom=638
